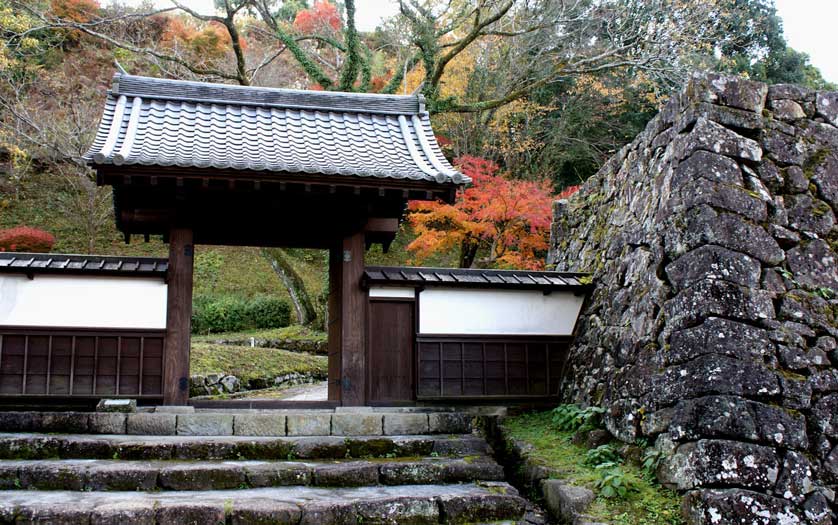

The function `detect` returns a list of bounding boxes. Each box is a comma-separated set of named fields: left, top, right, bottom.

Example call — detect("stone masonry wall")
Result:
left=548, top=74, right=838, bottom=524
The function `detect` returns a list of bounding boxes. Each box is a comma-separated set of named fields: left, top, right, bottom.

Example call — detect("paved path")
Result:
left=279, top=381, right=328, bottom=400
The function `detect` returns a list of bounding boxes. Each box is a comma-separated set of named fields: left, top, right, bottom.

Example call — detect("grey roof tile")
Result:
left=363, top=266, right=593, bottom=291
left=0, top=253, right=168, bottom=277
left=84, top=73, right=468, bottom=185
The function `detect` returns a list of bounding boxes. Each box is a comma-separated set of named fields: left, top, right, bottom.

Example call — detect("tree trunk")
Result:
left=262, top=247, right=318, bottom=325
left=459, top=238, right=480, bottom=268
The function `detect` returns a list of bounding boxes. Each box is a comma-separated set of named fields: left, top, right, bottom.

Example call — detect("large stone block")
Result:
left=40, top=412, right=90, bottom=433
left=229, top=501, right=301, bottom=525
left=774, top=451, right=816, bottom=504
left=126, top=414, right=176, bottom=436
left=383, top=414, right=430, bottom=435
left=312, top=462, right=379, bottom=486
left=683, top=488, right=806, bottom=525
left=665, top=205, right=784, bottom=265
left=811, top=394, right=838, bottom=439
left=649, top=356, right=779, bottom=408
left=672, top=118, right=762, bottom=162
left=779, top=290, right=837, bottom=335
left=762, top=128, right=806, bottom=165
left=816, top=91, right=838, bottom=127
left=158, top=463, right=246, bottom=490
left=699, top=74, right=769, bottom=113
left=677, top=180, right=767, bottom=222
left=668, top=317, right=775, bottom=366
left=664, top=279, right=775, bottom=331
left=811, top=151, right=838, bottom=210
left=785, top=194, right=835, bottom=235
left=89, top=413, right=127, bottom=434
left=428, top=413, right=472, bottom=434
left=665, top=246, right=761, bottom=291
left=658, top=439, right=779, bottom=491
left=234, top=414, right=286, bottom=436
left=91, top=502, right=156, bottom=525
left=673, top=151, right=743, bottom=187
left=331, top=414, right=382, bottom=436
left=176, top=414, right=234, bottom=436
left=541, top=480, right=595, bottom=523
left=771, top=99, right=807, bottom=121
left=286, top=414, right=331, bottom=436
left=786, top=239, right=838, bottom=290
left=667, top=396, right=807, bottom=449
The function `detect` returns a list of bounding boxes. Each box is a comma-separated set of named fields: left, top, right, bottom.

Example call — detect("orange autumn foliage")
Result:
left=407, top=156, right=556, bottom=270
left=293, top=0, right=341, bottom=34
left=162, top=18, right=244, bottom=60
left=50, top=0, right=100, bottom=23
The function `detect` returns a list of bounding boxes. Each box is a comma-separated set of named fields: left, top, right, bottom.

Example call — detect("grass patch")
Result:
left=190, top=343, right=327, bottom=384
left=503, top=411, right=683, bottom=525
left=192, top=325, right=327, bottom=344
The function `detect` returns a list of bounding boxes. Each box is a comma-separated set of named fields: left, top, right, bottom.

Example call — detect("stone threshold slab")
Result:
left=0, top=482, right=526, bottom=525
left=0, top=410, right=482, bottom=437
left=0, top=433, right=491, bottom=461
left=0, top=456, right=504, bottom=491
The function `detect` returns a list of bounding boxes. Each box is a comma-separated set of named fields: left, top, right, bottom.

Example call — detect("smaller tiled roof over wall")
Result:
left=363, top=266, right=592, bottom=291
left=0, top=253, right=168, bottom=277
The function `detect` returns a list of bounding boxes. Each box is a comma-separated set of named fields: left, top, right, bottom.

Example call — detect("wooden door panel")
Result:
left=368, top=300, right=415, bottom=403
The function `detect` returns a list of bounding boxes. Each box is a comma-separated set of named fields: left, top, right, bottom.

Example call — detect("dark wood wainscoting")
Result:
left=416, top=335, right=570, bottom=400
left=0, top=327, right=165, bottom=399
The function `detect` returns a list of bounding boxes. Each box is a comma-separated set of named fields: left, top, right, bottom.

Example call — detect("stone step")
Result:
left=0, top=433, right=491, bottom=461
left=0, top=482, right=526, bottom=525
left=0, top=410, right=479, bottom=437
left=0, top=456, right=505, bottom=491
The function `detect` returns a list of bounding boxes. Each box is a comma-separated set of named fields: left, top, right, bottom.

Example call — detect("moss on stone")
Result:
left=503, top=412, right=683, bottom=525
left=803, top=148, right=831, bottom=179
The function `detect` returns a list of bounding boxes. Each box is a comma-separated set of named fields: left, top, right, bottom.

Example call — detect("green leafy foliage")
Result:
left=192, top=295, right=291, bottom=334
left=584, top=444, right=621, bottom=468
left=552, top=404, right=606, bottom=432
left=594, top=462, right=634, bottom=499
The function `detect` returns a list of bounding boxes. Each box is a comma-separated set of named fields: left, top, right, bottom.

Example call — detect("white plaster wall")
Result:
left=0, top=274, right=167, bottom=329
left=418, top=288, right=584, bottom=335
left=369, top=286, right=415, bottom=299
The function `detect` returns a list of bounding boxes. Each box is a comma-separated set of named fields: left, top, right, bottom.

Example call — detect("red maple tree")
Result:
left=293, top=1, right=341, bottom=34
left=407, top=156, right=560, bottom=270
left=0, top=227, right=56, bottom=253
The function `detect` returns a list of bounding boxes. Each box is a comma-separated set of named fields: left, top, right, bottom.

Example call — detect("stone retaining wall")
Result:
left=549, top=73, right=838, bottom=523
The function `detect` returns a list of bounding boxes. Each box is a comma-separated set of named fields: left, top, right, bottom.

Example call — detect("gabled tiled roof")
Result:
left=363, top=266, right=593, bottom=291
left=0, top=253, right=168, bottom=277
left=84, top=73, right=467, bottom=185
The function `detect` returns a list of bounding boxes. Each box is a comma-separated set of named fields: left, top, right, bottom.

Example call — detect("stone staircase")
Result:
left=0, top=408, right=529, bottom=524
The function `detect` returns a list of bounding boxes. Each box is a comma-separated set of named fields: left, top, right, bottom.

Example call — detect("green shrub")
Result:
left=192, top=294, right=292, bottom=334
left=246, top=295, right=291, bottom=329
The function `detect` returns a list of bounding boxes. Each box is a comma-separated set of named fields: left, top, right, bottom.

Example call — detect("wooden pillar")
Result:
left=327, top=245, right=342, bottom=402
left=163, top=227, right=194, bottom=405
left=328, top=231, right=366, bottom=405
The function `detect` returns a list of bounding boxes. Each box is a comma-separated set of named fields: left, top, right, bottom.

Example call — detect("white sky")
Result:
left=111, top=0, right=837, bottom=84
left=774, top=0, right=837, bottom=83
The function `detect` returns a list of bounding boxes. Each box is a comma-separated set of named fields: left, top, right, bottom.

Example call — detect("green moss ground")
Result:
left=190, top=343, right=327, bottom=384
left=503, top=411, right=683, bottom=525
left=192, top=325, right=327, bottom=344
